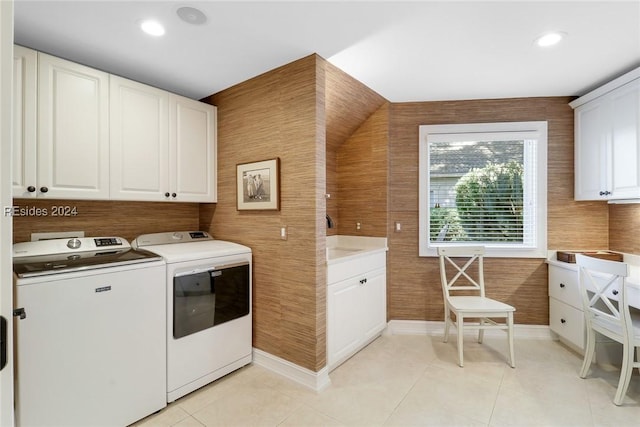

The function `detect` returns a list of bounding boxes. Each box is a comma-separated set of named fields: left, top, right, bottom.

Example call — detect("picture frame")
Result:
left=236, top=158, right=280, bottom=210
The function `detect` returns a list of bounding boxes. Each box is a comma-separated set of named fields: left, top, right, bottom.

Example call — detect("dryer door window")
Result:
left=173, top=263, right=250, bottom=339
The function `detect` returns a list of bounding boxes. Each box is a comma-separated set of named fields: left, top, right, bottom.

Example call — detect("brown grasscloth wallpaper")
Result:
left=386, top=98, right=612, bottom=325
left=12, top=54, right=640, bottom=373
left=202, top=55, right=327, bottom=371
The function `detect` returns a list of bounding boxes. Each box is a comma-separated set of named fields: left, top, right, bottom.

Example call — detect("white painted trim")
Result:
left=252, top=348, right=331, bottom=392
left=569, top=66, right=640, bottom=108
left=387, top=320, right=555, bottom=340
left=418, top=121, right=548, bottom=259
left=0, top=1, right=15, bottom=426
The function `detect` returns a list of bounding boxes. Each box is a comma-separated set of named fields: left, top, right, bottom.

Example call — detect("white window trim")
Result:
left=419, top=121, right=548, bottom=258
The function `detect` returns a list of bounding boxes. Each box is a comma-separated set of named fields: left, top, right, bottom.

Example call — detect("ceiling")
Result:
left=13, top=1, right=640, bottom=103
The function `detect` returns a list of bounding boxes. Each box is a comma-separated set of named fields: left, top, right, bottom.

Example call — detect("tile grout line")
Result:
left=380, top=362, right=431, bottom=426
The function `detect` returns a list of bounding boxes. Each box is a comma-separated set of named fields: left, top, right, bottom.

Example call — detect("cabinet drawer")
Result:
left=549, top=298, right=585, bottom=350
left=548, top=266, right=581, bottom=308
left=327, top=252, right=386, bottom=284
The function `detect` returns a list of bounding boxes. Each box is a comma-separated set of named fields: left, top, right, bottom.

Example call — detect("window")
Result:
left=419, top=121, right=547, bottom=258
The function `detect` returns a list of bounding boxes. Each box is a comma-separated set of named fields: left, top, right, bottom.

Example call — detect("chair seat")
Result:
left=592, top=311, right=640, bottom=341
left=448, top=296, right=515, bottom=313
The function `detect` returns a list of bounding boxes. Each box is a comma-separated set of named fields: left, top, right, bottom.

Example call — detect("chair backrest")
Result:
left=576, top=254, right=631, bottom=339
left=438, top=246, right=485, bottom=300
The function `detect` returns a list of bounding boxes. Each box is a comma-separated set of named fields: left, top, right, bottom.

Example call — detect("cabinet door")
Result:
left=610, top=79, right=640, bottom=199
left=38, top=53, right=109, bottom=199
left=12, top=46, right=37, bottom=198
left=327, top=278, right=362, bottom=368
left=169, top=94, right=217, bottom=202
left=110, top=76, right=169, bottom=201
left=574, top=99, right=609, bottom=200
left=360, top=268, right=387, bottom=341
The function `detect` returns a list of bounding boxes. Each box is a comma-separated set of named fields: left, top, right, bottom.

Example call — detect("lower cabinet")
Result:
left=548, top=263, right=585, bottom=352
left=327, top=252, right=386, bottom=371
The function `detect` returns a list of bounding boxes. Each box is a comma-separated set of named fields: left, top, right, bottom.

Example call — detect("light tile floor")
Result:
left=134, top=334, right=640, bottom=426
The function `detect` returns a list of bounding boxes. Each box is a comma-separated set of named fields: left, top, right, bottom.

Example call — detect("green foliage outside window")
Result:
left=431, top=161, right=524, bottom=242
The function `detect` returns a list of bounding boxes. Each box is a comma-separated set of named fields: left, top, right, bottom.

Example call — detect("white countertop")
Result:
left=326, top=235, right=388, bottom=265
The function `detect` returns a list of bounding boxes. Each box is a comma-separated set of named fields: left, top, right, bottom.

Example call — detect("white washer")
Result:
left=132, top=231, right=252, bottom=402
left=13, top=237, right=167, bottom=426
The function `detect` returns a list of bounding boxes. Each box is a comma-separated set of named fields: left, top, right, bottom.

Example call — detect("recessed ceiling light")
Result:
left=140, top=20, right=165, bottom=37
left=535, top=31, right=566, bottom=47
left=176, top=6, right=207, bottom=25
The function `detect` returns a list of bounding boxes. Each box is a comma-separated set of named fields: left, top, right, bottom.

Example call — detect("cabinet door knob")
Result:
left=165, top=192, right=170, bottom=198
left=559, top=283, right=565, bottom=288
left=40, top=186, right=48, bottom=193
left=612, top=290, right=619, bottom=296
left=560, top=318, right=566, bottom=324
left=172, top=193, right=177, bottom=198
left=27, top=186, right=36, bottom=193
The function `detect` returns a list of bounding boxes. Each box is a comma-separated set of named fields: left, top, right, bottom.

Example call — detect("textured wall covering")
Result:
left=12, top=199, right=199, bottom=243
left=202, top=55, right=327, bottom=371
left=609, top=204, right=640, bottom=254
left=337, top=103, right=389, bottom=237
left=11, top=53, right=639, bottom=375
left=386, top=97, right=610, bottom=325
left=325, top=62, right=386, bottom=237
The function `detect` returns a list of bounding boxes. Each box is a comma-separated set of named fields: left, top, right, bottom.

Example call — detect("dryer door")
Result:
left=173, top=262, right=249, bottom=339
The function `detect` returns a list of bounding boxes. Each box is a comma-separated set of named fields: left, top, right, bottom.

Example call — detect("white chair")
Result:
left=438, top=246, right=515, bottom=368
left=576, top=253, right=640, bottom=406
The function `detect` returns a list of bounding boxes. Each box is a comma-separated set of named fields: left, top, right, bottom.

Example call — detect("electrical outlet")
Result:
left=280, top=226, right=288, bottom=240
left=395, top=222, right=402, bottom=232
left=356, top=222, right=361, bottom=231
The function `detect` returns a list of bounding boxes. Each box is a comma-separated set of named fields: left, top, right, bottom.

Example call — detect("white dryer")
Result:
left=132, top=231, right=252, bottom=402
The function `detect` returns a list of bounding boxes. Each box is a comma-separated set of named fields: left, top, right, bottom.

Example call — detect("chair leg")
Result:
left=443, top=308, right=450, bottom=343
left=478, top=318, right=484, bottom=344
left=613, top=344, right=635, bottom=406
left=579, top=327, right=596, bottom=379
left=457, top=314, right=464, bottom=367
left=508, top=312, right=515, bottom=368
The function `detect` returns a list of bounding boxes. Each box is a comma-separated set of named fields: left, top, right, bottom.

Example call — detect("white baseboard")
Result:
left=252, top=348, right=331, bottom=392
left=387, top=319, right=554, bottom=340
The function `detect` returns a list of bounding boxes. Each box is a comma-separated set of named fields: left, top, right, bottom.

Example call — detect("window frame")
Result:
left=418, top=121, right=548, bottom=258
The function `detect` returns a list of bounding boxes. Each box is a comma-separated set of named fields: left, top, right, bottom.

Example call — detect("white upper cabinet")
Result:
left=572, top=68, right=640, bottom=201
left=169, top=94, right=217, bottom=203
left=110, top=79, right=216, bottom=203
left=110, top=75, right=170, bottom=201
left=12, top=46, right=37, bottom=198
left=37, top=53, right=110, bottom=200
left=13, top=46, right=217, bottom=203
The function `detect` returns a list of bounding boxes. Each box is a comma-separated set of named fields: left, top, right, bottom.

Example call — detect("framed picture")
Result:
left=236, top=158, right=280, bottom=210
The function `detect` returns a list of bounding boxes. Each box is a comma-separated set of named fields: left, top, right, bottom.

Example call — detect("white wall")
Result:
left=0, top=1, right=15, bottom=425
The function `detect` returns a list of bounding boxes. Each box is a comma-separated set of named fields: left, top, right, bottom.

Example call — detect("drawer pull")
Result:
left=560, top=318, right=566, bottom=324
left=559, top=283, right=565, bottom=288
